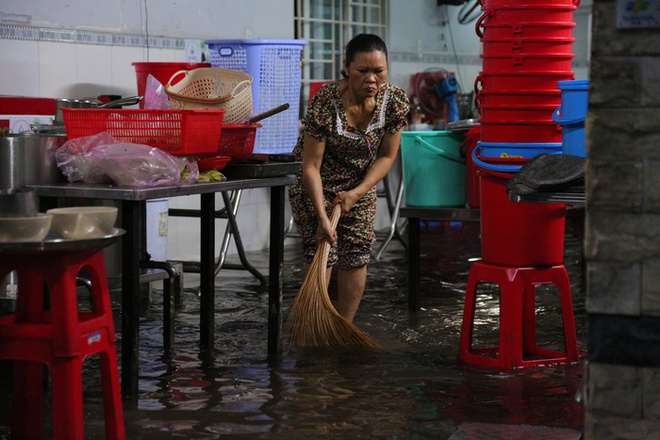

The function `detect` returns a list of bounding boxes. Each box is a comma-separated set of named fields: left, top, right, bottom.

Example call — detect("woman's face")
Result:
left=344, top=50, right=388, bottom=99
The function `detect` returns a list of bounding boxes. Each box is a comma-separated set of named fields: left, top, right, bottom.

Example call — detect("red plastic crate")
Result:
left=62, top=108, right=225, bottom=156
left=218, top=124, right=260, bottom=161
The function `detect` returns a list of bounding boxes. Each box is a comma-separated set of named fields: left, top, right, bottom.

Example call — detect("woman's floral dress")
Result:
left=288, top=81, right=409, bottom=269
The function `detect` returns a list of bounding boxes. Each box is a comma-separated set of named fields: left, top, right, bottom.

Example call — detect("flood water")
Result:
left=0, top=213, right=586, bottom=439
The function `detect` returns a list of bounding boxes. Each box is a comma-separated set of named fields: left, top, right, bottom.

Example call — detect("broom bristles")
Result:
left=285, top=205, right=384, bottom=351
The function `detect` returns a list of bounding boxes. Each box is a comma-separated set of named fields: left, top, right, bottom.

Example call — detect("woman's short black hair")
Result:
left=341, top=33, right=388, bottom=77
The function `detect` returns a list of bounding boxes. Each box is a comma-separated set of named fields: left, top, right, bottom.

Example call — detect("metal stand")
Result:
left=373, top=173, right=407, bottom=261
left=168, top=189, right=266, bottom=285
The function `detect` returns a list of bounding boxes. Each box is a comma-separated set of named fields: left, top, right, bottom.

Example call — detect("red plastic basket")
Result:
left=218, top=124, right=261, bottom=161
left=62, top=108, right=225, bottom=156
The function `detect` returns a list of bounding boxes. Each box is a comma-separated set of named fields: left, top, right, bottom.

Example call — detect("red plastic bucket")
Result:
left=475, top=90, right=561, bottom=109
left=479, top=0, right=581, bottom=7
left=478, top=103, right=558, bottom=122
left=481, top=53, right=574, bottom=72
left=475, top=71, right=574, bottom=93
left=481, top=36, right=576, bottom=56
left=479, top=5, right=577, bottom=26
left=132, top=62, right=211, bottom=108
left=476, top=20, right=576, bottom=39
left=479, top=119, right=563, bottom=143
left=476, top=159, right=566, bottom=266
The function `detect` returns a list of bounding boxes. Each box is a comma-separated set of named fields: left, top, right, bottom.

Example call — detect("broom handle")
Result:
left=319, top=204, right=341, bottom=252
left=317, top=204, right=342, bottom=292
left=329, top=204, right=341, bottom=233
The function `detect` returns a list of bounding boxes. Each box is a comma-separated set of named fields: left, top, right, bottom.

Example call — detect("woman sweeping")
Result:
left=289, top=33, right=410, bottom=324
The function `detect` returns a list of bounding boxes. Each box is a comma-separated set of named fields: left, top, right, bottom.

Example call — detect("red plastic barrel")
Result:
left=132, top=62, right=211, bottom=108
left=477, top=165, right=566, bottom=266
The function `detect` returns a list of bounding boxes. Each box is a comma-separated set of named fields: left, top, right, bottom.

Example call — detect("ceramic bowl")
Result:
left=0, top=213, right=52, bottom=242
left=47, top=206, right=118, bottom=239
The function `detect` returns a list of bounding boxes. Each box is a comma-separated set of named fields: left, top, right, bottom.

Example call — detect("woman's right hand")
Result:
left=315, top=215, right=337, bottom=246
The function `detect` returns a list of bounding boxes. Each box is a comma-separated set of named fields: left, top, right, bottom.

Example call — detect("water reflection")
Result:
left=0, top=214, right=586, bottom=439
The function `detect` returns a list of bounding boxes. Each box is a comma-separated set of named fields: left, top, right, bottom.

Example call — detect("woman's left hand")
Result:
left=333, top=190, right=359, bottom=215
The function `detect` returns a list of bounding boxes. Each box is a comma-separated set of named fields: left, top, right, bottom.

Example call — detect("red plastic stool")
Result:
left=458, top=261, right=578, bottom=369
left=0, top=242, right=125, bottom=440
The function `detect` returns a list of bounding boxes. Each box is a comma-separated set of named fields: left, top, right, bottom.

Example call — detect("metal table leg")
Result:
left=268, top=185, right=286, bottom=365
left=120, top=200, right=143, bottom=399
left=200, top=193, right=215, bottom=348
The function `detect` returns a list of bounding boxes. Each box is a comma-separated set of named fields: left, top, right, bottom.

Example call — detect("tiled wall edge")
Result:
left=0, top=25, right=588, bottom=69
left=390, top=51, right=589, bottom=68
left=0, top=24, right=185, bottom=50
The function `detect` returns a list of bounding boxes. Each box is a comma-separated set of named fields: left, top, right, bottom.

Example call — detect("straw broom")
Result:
left=285, top=204, right=384, bottom=350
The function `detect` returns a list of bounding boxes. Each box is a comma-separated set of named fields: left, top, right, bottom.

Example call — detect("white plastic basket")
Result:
left=205, top=39, right=308, bottom=154
left=164, top=68, right=253, bottom=124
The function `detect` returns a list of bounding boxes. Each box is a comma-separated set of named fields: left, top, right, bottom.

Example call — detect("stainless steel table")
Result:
left=30, top=176, right=295, bottom=399
left=398, top=206, right=481, bottom=311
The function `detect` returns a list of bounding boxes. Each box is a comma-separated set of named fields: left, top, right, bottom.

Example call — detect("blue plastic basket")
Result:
left=205, top=39, right=308, bottom=155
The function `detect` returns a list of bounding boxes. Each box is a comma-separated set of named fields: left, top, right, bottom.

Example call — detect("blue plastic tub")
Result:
left=401, top=131, right=467, bottom=207
left=554, top=79, right=588, bottom=122
left=553, top=79, right=588, bottom=156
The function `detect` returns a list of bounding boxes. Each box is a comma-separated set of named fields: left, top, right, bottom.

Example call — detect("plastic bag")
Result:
left=144, top=74, right=172, bottom=110
left=56, top=132, right=198, bottom=186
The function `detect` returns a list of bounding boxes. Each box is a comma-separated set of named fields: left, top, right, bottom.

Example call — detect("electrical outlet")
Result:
left=245, top=28, right=253, bottom=38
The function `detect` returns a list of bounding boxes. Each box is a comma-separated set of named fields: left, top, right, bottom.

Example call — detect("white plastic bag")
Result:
left=56, top=132, right=198, bottom=186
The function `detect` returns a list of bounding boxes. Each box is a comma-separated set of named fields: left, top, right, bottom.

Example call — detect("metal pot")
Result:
left=54, top=95, right=142, bottom=124
left=0, top=188, right=38, bottom=217
left=0, top=133, right=67, bottom=189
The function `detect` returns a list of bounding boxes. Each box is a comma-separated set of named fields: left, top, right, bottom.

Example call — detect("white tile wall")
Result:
left=0, top=39, right=40, bottom=96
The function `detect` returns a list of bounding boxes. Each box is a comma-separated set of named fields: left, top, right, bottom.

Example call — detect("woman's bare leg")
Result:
left=335, top=265, right=367, bottom=322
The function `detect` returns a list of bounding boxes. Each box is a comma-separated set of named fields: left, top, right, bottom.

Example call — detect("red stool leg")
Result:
left=458, top=268, right=480, bottom=363
left=10, top=360, right=44, bottom=440
left=521, top=284, right=538, bottom=354
left=498, top=267, right=525, bottom=369
left=98, top=342, right=126, bottom=440
left=50, top=355, right=85, bottom=440
left=549, top=266, right=578, bottom=362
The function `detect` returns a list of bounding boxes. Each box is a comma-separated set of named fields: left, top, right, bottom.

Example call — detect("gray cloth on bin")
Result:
left=506, top=153, right=586, bottom=196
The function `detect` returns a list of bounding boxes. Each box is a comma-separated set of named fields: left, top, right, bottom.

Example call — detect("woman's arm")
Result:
left=301, top=133, right=337, bottom=245
left=333, top=130, right=403, bottom=214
